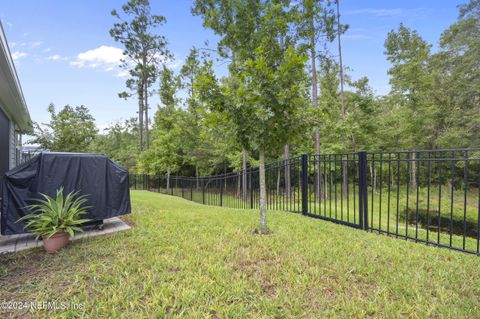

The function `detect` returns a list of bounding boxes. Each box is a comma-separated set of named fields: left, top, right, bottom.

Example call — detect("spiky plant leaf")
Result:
left=17, top=187, right=92, bottom=240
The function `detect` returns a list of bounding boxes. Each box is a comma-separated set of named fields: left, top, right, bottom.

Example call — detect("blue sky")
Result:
left=0, top=0, right=467, bottom=132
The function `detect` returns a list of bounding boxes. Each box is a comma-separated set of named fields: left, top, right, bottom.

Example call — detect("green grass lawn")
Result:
left=156, top=184, right=480, bottom=252
left=1, top=190, right=480, bottom=318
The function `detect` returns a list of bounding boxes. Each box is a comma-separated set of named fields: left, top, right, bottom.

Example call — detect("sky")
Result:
left=0, top=0, right=468, bottom=133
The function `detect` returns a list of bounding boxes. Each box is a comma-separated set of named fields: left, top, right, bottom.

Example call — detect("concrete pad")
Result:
left=0, top=217, right=131, bottom=254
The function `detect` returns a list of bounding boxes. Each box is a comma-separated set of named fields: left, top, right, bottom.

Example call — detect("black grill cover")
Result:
left=1, top=152, right=131, bottom=235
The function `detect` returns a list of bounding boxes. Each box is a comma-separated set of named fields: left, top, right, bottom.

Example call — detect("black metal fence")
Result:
left=130, top=148, right=480, bottom=256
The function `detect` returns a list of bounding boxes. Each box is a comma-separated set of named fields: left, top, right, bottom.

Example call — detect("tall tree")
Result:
left=384, top=23, right=432, bottom=188
left=180, top=47, right=205, bottom=182
left=294, top=0, right=336, bottom=200
left=429, top=0, right=480, bottom=148
left=384, top=23, right=433, bottom=149
left=193, top=0, right=262, bottom=203
left=110, top=0, right=170, bottom=150
left=335, top=0, right=350, bottom=196
left=196, top=0, right=309, bottom=233
left=137, top=66, right=182, bottom=189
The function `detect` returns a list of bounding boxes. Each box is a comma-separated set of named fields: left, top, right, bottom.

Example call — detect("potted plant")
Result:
left=17, top=187, right=91, bottom=253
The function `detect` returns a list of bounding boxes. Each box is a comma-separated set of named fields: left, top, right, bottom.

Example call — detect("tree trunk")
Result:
left=166, top=167, right=171, bottom=193
left=276, top=166, right=280, bottom=199
left=369, top=163, right=375, bottom=194
left=237, top=172, right=241, bottom=197
left=242, top=147, right=247, bottom=202
left=336, top=0, right=345, bottom=118
left=285, top=144, right=291, bottom=200
left=310, top=20, right=323, bottom=202
left=196, top=165, right=199, bottom=189
left=259, top=147, right=267, bottom=233
left=138, top=83, right=144, bottom=151
left=144, top=78, right=149, bottom=149
left=342, top=161, right=348, bottom=197
left=411, top=152, right=417, bottom=189
left=336, top=0, right=348, bottom=198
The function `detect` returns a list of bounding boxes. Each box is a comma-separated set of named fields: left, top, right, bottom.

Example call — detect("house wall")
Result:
left=0, top=106, right=10, bottom=182
left=9, top=120, right=15, bottom=169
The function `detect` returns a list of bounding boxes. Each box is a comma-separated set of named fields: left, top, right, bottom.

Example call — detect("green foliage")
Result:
left=294, top=0, right=337, bottom=46
left=137, top=66, right=183, bottom=174
left=137, top=103, right=184, bottom=174
left=88, top=118, right=138, bottom=171
left=31, top=103, right=97, bottom=152
left=40, top=0, right=477, bottom=181
left=17, top=188, right=91, bottom=240
left=430, top=0, right=480, bottom=148
left=379, top=1, right=480, bottom=151
left=179, top=48, right=212, bottom=174
left=193, top=0, right=312, bottom=231
left=195, top=0, right=309, bottom=155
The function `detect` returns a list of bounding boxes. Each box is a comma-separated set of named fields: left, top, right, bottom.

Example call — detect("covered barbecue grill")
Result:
left=1, top=152, right=131, bottom=235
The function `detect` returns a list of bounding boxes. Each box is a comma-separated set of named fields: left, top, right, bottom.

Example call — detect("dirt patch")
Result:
left=231, top=247, right=282, bottom=297
left=252, top=228, right=271, bottom=235
left=0, top=251, right=48, bottom=285
left=230, top=244, right=383, bottom=313
left=120, top=215, right=136, bottom=227
left=0, top=247, right=93, bottom=298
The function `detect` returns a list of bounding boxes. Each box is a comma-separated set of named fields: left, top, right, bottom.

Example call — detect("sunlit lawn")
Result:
left=1, top=190, right=480, bottom=318
left=161, top=183, right=480, bottom=252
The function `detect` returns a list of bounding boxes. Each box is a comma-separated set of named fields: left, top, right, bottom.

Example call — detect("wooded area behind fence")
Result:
left=130, top=148, right=480, bottom=256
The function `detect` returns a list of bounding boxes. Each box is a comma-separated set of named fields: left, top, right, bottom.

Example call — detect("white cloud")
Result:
left=10, top=42, right=27, bottom=48
left=97, top=122, right=111, bottom=133
left=167, top=58, right=182, bottom=70
left=31, top=41, right=43, bottom=48
left=46, top=54, right=63, bottom=61
left=43, top=48, right=52, bottom=53
left=70, top=45, right=124, bottom=70
left=12, top=51, right=28, bottom=61
left=344, top=8, right=403, bottom=17
left=71, top=45, right=179, bottom=78
left=115, top=69, right=130, bottom=78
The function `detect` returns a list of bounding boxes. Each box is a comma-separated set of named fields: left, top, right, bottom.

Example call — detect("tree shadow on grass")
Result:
left=399, top=208, right=479, bottom=238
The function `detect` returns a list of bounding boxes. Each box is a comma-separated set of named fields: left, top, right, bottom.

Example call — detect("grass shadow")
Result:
left=400, top=208, right=479, bottom=238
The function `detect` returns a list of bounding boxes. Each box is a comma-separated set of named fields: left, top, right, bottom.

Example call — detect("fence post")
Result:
left=358, top=151, right=369, bottom=230
left=301, top=154, right=308, bottom=215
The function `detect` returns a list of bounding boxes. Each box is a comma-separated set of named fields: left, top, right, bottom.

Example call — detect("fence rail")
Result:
left=130, top=148, right=480, bottom=256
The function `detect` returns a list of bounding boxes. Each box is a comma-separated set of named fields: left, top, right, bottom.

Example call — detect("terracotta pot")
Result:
left=43, top=231, right=70, bottom=253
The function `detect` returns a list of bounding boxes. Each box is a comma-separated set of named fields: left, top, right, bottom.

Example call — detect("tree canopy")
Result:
left=30, top=0, right=479, bottom=181
left=31, top=104, right=97, bottom=153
